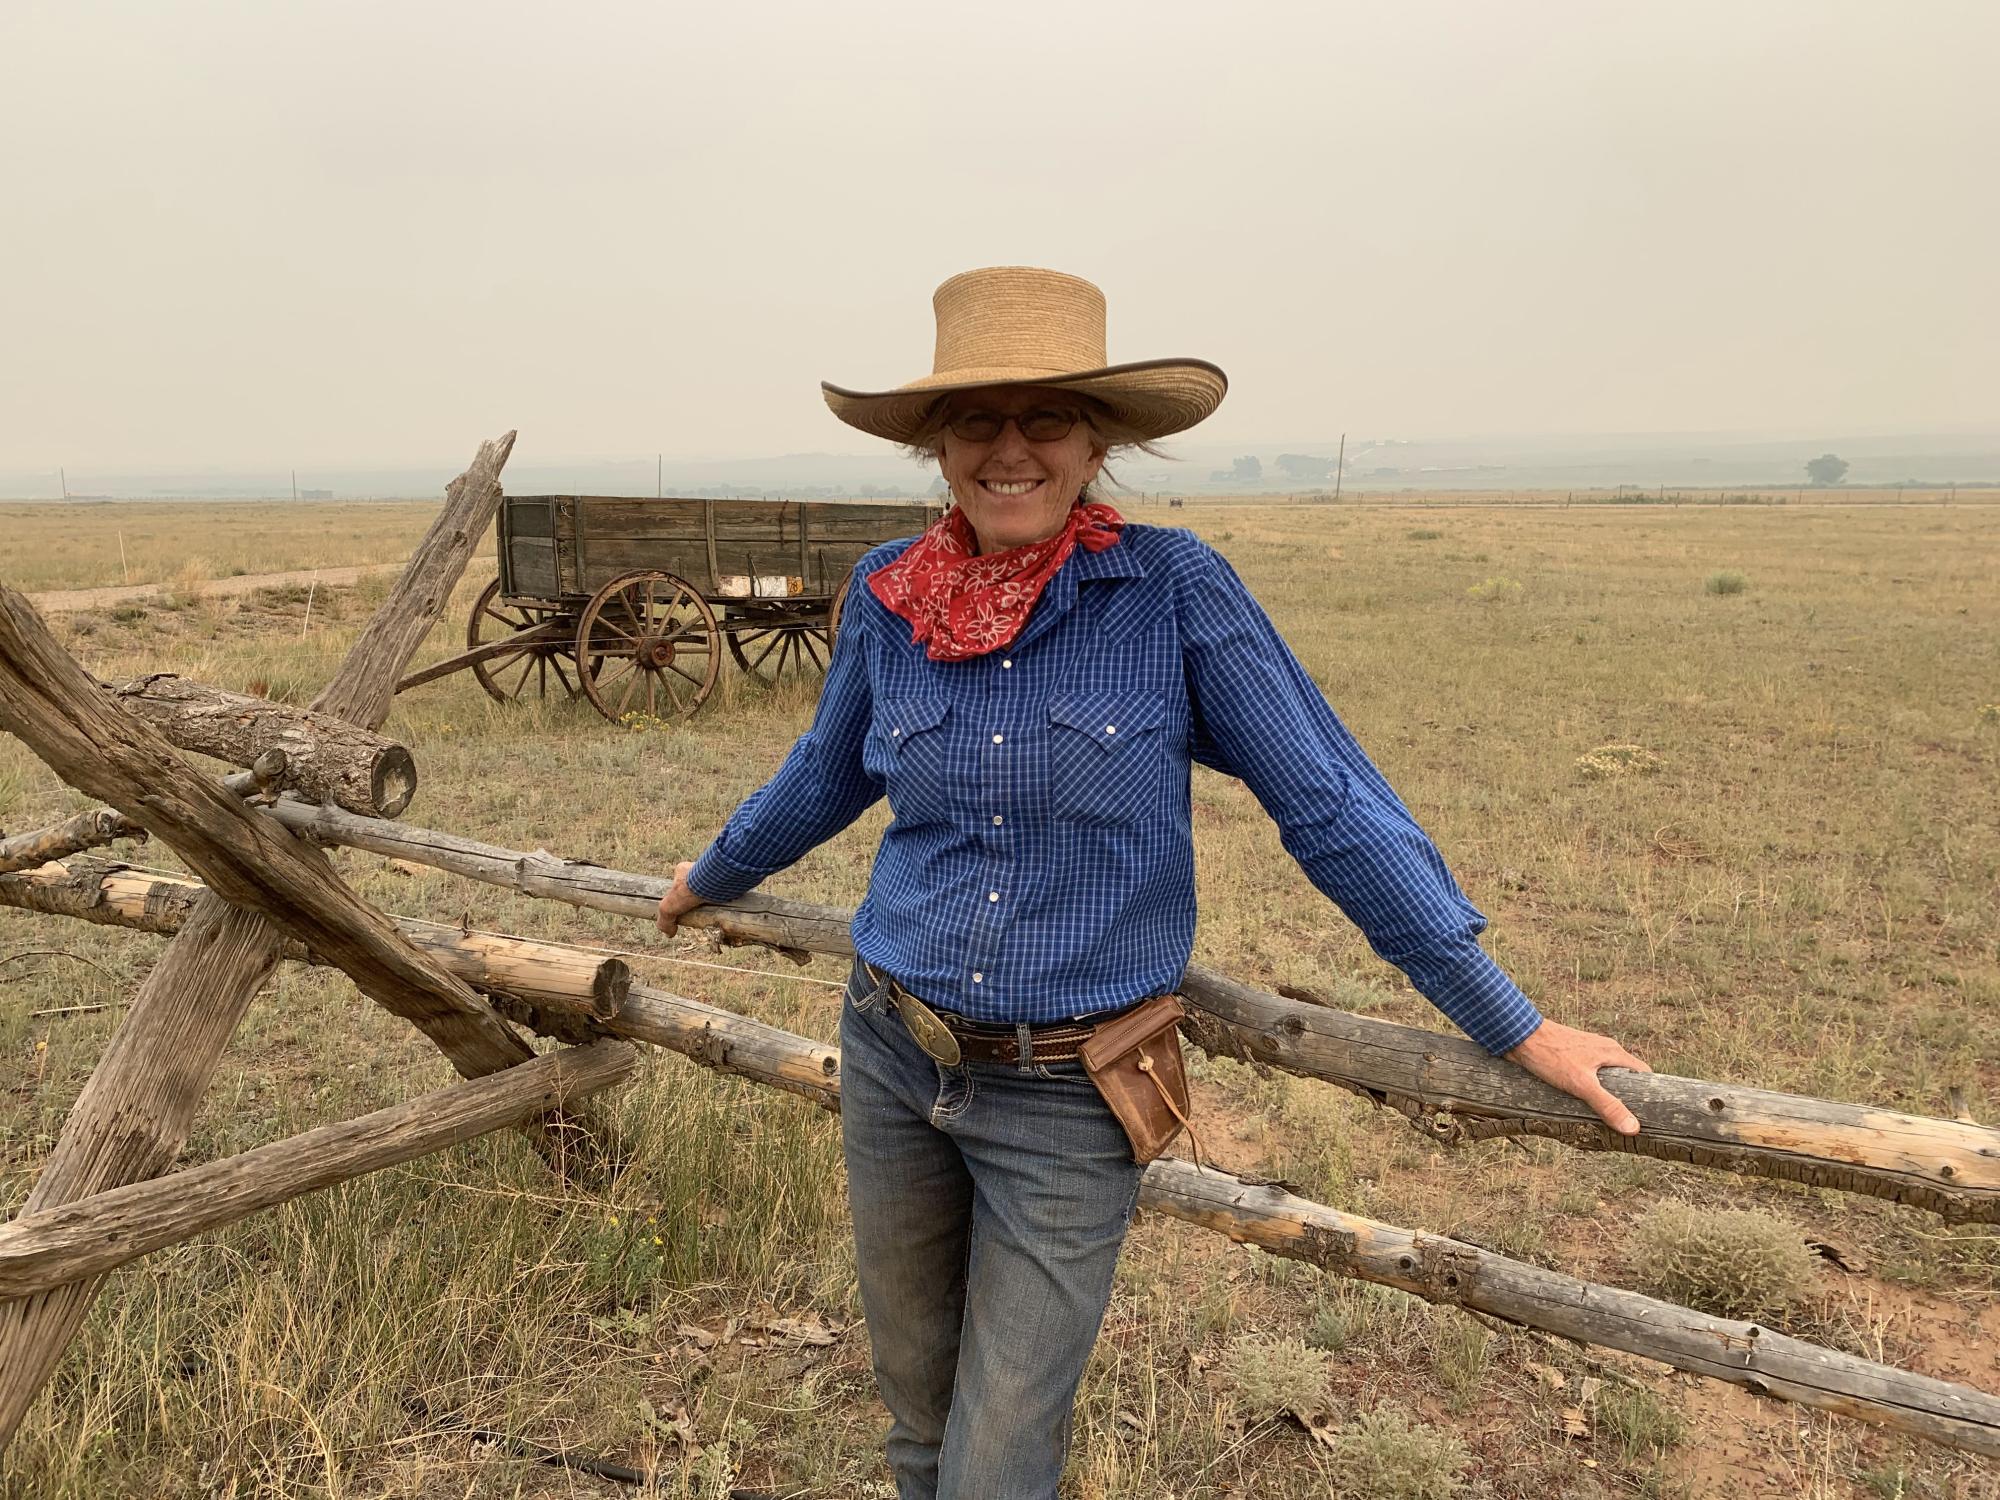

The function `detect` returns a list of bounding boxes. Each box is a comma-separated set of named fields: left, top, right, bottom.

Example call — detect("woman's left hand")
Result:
left=1504, top=1020, right=1651, bottom=1136
left=655, top=860, right=703, bottom=937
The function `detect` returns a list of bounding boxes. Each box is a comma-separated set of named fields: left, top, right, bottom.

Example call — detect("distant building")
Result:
left=300, top=488, right=334, bottom=500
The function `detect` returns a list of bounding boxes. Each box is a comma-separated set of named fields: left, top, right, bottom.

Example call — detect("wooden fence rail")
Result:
left=1142, top=1159, right=2000, bottom=1458
left=4, top=907, right=1991, bottom=1456
left=0, top=808, right=145, bottom=876
left=0, top=1042, right=637, bottom=1299
left=252, top=795, right=2000, bottom=1224
left=0, top=859, right=837, bottom=1108
left=0, top=858, right=630, bottom=1021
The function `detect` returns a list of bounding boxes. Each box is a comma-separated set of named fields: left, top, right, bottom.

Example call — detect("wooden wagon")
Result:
left=397, top=494, right=941, bottom=722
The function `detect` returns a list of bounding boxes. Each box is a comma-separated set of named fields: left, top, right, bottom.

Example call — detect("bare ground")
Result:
left=27, top=562, right=405, bottom=613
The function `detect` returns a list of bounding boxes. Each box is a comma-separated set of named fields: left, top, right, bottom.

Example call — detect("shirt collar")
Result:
left=1005, top=529, right=1145, bottom=653
left=1067, top=532, right=1147, bottom=582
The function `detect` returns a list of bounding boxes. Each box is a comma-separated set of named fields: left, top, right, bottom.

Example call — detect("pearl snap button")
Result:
left=890, top=727, right=900, bottom=737
left=1001, top=659, right=1013, bottom=669
left=972, top=972, right=984, bottom=983
left=988, top=891, right=999, bottom=902
left=1105, top=725, right=1117, bottom=735
left=992, top=814, right=1003, bottom=825
left=992, top=733, right=1004, bottom=744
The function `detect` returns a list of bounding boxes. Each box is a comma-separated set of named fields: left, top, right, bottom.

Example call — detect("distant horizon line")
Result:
left=14, top=482, right=1999, bottom=507
left=11, top=424, right=2000, bottom=482
left=8, top=420, right=2000, bottom=481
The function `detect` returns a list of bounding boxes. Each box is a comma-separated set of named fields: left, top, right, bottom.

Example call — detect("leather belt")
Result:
left=863, top=962, right=1106, bottom=1067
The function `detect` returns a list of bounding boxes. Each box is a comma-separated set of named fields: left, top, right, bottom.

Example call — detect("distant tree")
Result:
left=1231, top=455, right=1263, bottom=483
left=1274, top=453, right=1334, bottom=481
left=1805, top=453, right=1849, bottom=486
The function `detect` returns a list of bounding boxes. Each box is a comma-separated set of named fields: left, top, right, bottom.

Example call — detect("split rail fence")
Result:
left=0, top=436, right=1996, bottom=1468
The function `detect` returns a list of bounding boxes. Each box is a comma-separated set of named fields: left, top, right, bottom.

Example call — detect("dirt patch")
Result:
left=28, top=562, right=404, bottom=614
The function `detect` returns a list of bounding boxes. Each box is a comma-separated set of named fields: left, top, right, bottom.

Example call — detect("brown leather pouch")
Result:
left=1077, top=994, right=1200, bottom=1166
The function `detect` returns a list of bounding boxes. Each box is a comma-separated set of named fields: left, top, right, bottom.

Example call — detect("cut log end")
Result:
left=370, top=746, right=418, bottom=820
left=103, top=673, right=420, bottom=819
left=591, top=957, right=632, bottom=1021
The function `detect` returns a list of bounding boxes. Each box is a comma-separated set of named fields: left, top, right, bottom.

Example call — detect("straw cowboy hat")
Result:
left=822, top=266, right=1227, bottom=444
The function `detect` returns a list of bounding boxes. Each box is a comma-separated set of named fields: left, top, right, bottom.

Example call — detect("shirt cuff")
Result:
left=1417, top=945, right=1544, bottom=1056
left=687, top=841, right=765, bottom=905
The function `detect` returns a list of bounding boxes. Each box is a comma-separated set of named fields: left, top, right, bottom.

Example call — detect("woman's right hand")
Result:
left=656, top=860, right=703, bottom=937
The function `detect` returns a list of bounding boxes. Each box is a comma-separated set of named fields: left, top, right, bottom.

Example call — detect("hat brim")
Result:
left=821, top=357, right=1227, bottom=444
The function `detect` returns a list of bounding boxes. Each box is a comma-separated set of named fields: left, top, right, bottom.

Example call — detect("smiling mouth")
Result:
left=980, top=479, right=1043, bottom=496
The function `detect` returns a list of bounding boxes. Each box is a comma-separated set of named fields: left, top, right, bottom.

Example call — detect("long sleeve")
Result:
left=1178, top=546, right=1543, bottom=1055
left=686, top=617, right=885, bottom=904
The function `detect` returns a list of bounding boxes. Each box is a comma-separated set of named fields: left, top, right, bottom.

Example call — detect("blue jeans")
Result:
left=840, top=959, right=1146, bottom=1500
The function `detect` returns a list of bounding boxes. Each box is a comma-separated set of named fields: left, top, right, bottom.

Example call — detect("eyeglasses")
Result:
left=943, top=407, right=1085, bottom=444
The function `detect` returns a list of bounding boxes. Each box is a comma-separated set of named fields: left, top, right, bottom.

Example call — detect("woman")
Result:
left=657, top=266, right=1649, bottom=1499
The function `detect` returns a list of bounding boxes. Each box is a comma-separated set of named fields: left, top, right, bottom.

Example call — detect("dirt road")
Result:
left=28, top=562, right=407, bottom=614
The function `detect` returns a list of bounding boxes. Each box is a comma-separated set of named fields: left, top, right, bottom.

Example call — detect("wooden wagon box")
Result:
left=397, top=494, right=941, bottom=722
left=499, top=496, right=938, bottom=604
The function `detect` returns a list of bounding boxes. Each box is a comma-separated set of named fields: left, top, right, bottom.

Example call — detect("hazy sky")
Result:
left=3, top=0, right=1994, bottom=474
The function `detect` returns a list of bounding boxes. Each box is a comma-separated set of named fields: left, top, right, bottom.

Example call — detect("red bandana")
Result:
left=868, top=501, right=1125, bottom=662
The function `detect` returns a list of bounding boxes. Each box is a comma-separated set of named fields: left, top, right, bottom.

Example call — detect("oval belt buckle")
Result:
left=894, top=987, right=962, bottom=1067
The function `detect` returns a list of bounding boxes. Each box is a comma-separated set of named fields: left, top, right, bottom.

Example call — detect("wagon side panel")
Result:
left=499, top=496, right=564, bottom=601
left=567, top=497, right=720, bottom=596
left=573, top=497, right=809, bottom=599
left=507, top=496, right=943, bottom=606
left=788, top=501, right=941, bottom=597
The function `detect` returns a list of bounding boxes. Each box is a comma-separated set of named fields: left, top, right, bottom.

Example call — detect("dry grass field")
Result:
left=0, top=500, right=483, bottom=594
left=2, top=497, right=1997, bottom=1498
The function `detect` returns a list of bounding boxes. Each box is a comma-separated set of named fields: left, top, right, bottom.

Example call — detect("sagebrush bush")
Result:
left=1306, top=1281, right=1433, bottom=1355
left=1632, top=1200, right=1816, bottom=1320
left=1307, top=1296, right=1353, bottom=1352
left=1326, top=1406, right=1469, bottom=1500
left=1217, top=1333, right=1333, bottom=1420
left=1704, top=570, right=1748, bottom=595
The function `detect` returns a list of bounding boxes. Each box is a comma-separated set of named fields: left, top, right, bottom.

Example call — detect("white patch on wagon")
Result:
left=717, top=574, right=805, bottom=598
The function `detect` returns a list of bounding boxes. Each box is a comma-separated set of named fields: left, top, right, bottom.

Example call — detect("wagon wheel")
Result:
left=825, top=568, right=857, bottom=646
left=575, top=570, right=720, bottom=723
left=726, top=607, right=832, bottom=685
left=467, top=577, right=582, bottom=705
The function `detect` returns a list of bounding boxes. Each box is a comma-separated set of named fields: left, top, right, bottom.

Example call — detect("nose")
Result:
left=989, top=419, right=1034, bottom=459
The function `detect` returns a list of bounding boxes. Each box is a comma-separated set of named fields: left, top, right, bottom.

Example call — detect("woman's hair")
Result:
left=900, top=391, right=1168, bottom=501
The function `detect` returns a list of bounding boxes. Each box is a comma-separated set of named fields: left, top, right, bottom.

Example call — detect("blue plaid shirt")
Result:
left=688, top=523, right=1544, bottom=1055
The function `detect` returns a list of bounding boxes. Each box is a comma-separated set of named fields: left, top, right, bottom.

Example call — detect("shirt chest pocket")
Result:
left=867, top=694, right=956, bottom=826
left=1046, top=690, right=1171, bottom=827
